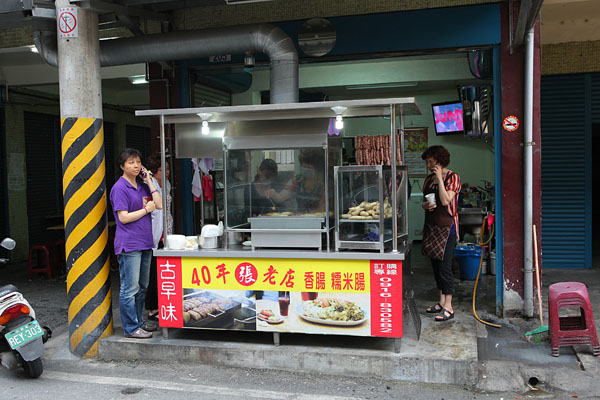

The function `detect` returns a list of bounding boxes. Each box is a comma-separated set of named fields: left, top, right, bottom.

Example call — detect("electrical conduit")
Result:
left=523, top=27, right=535, bottom=318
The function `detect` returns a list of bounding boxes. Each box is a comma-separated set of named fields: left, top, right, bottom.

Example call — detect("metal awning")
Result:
left=135, top=97, right=421, bottom=124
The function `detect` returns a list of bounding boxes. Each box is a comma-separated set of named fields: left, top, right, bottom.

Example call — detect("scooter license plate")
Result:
left=5, top=320, right=44, bottom=350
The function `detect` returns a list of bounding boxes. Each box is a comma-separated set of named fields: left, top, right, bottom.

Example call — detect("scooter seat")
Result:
left=0, top=284, right=19, bottom=297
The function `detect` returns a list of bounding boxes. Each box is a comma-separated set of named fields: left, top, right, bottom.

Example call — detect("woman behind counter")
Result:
left=251, top=158, right=280, bottom=215
left=421, top=145, right=461, bottom=322
left=265, top=149, right=325, bottom=214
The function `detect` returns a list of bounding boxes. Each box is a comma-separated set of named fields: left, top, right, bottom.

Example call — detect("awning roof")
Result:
left=135, top=97, right=421, bottom=124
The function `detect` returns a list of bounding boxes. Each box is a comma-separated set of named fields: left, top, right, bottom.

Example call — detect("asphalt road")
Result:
left=2, top=354, right=593, bottom=400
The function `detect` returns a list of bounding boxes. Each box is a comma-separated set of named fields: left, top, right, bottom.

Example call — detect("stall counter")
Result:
left=154, top=246, right=408, bottom=351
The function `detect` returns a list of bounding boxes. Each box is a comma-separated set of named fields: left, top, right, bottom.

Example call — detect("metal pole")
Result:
left=390, top=104, right=398, bottom=253
left=56, top=0, right=113, bottom=357
left=523, top=27, right=535, bottom=318
left=160, top=115, right=168, bottom=247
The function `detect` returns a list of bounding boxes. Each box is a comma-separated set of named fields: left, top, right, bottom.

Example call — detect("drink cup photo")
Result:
left=278, top=292, right=290, bottom=317
left=425, top=193, right=436, bottom=208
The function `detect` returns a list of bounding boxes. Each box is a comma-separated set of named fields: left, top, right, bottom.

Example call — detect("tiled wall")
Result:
left=171, top=0, right=498, bottom=30
left=542, top=41, right=600, bottom=75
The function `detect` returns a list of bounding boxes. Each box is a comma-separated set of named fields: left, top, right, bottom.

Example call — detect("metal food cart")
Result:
left=135, top=98, right=421, bottom=352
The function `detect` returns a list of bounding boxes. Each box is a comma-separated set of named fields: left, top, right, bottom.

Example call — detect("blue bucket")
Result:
left=454, top=245, right=484, bottom=280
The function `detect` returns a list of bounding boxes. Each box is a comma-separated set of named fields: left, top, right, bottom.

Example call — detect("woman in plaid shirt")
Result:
left=421, top=146, right=461, bottom=322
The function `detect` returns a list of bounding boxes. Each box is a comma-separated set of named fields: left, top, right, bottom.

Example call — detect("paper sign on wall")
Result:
left=58, top=7, right=78, bottom=39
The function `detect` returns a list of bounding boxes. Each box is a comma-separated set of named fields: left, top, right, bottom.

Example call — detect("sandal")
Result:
left=435, top=308, right=455, bottom=322
left=148, top=311, right=159, bottom=321
left=425, top=303, right=443, bottom=313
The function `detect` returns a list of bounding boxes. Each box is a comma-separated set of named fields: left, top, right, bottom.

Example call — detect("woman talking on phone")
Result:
left=421, top=145, right=461, bottom=322
left=110, top=148, right=162, bottom=339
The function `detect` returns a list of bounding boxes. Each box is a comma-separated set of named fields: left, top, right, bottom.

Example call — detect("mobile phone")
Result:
left=140, top=167, right=147, bottom=179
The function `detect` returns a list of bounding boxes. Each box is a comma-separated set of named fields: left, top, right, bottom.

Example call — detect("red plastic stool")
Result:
left=27, top=244, right=53, bottom=280
left=548, top=282, right=600, bottom=357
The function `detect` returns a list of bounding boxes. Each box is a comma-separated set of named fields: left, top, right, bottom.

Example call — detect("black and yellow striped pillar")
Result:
left=62, top=117, right=113, bottom=358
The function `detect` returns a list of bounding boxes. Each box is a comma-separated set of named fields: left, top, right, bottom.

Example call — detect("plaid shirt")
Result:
left=424, top=170, right=461, bottom=236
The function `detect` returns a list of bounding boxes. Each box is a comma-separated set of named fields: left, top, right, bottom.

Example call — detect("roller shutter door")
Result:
left=540, top=74, right=591, bottom=269
left=126, top=125, right=151, bottom=161
left=24, top=112, right=63, bottom=246
left=193, top=83, right=231, bottom=107
left=592, top=73, right=600, bottom=123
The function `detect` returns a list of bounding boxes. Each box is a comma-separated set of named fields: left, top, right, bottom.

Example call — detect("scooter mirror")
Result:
left=1, top=238, right=16, bottom=251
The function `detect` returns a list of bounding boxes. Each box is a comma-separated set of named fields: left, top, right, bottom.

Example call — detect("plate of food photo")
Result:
left=296, top=298, right=368, bottom=326
left=257, top=309, right=284, bottom=324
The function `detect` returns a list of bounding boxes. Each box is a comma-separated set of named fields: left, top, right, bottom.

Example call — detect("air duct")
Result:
left=33, top=23, right=298, bottom=104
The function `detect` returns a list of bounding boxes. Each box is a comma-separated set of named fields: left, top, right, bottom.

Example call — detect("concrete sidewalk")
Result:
left=2, top=246, right=600, bottom=397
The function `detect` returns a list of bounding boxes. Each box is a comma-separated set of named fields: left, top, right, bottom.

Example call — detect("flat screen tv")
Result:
left=431, top=101, right=464, bottom=135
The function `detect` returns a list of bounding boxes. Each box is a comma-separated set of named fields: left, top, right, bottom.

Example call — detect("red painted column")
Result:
left=499, top=4, right=542, bottom=316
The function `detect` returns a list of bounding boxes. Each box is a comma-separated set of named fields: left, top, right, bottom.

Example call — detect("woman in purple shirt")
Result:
left=110, top=148, right=162, bottom=339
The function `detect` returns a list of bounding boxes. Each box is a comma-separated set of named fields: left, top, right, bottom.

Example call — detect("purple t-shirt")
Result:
left=110, top=176, right=154, bottom=254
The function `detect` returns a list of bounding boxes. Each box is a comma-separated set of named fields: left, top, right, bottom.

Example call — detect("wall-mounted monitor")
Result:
left=431, top=101, right=464, bottom=135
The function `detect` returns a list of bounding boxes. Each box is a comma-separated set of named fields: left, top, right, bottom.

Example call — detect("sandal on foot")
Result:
left=425, top=303, right=443, bottom=313
left=435, top=308, right=454, bottom=322
left=148, top=311, right=159, bottom=321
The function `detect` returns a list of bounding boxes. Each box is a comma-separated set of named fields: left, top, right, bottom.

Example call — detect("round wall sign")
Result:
left=503, top=115, right=519, bottom=132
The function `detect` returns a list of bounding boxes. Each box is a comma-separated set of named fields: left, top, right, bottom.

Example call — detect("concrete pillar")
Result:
left=55, top=0, right=113, bottom=357
left=499, top=4, right=542, bottom=317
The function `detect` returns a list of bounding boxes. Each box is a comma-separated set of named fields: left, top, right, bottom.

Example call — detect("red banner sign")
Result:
left=369, top=260, right=403, bottom=337
left=157, top=257, right=183, bottom=328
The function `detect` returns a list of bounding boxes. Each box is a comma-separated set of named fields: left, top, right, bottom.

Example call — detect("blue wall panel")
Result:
left=277, top=4, right=501, bottom=56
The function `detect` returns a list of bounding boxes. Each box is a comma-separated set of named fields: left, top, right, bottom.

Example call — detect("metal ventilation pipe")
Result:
left=33, top=23, right=298, bottom=104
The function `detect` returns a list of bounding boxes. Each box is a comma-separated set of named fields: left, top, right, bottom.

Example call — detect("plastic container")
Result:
left=454, top=245, right=485, bottom=280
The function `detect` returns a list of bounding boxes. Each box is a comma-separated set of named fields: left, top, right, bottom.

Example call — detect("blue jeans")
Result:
left=118, top=250, right=152, bottom=336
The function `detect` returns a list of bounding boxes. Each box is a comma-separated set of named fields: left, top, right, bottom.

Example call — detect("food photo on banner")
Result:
left=256, top=291, right=371, bottom=336
left=156, top=256, right=402, bottom=337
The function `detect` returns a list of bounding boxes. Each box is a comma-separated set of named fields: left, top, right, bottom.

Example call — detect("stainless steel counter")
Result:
left=154, top=244, right=410, bottom=260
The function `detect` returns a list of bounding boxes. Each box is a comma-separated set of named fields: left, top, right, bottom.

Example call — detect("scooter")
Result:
left=0, top=238, right=51, bottom=378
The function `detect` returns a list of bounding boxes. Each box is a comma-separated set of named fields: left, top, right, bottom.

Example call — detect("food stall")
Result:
left=135, top=98, right=421, bottom=352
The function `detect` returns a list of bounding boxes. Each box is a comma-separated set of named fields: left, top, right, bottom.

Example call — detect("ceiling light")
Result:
left=197, top=113, right=214, bottom=135
left=331, top=106, right=347, bottom=130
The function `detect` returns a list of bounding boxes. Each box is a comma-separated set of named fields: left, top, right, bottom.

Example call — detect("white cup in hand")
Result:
left=425, top=193, right=436, bottom=208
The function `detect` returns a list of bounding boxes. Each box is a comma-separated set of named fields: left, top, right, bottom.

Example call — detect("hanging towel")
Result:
left=191, top=158, right=203, bottom=201
left=198, top=158, right=214, bottom=175
left=202, top=175, right=213, bottom=201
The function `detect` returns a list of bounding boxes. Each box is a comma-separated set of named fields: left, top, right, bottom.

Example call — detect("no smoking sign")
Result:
left=503, top=115, right=519, bottom=132
left=58, top=7, right=78, bottom=38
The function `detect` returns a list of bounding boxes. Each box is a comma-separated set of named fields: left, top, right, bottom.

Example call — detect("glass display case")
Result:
left=223, top=119, right=342, bottom=249
left=334, top=165, right=408, bottom=252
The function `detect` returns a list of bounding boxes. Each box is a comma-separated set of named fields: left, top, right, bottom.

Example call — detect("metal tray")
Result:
left=249, top=216, right=324, bottom=249
left=182, top=291, right=241, bottom=328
